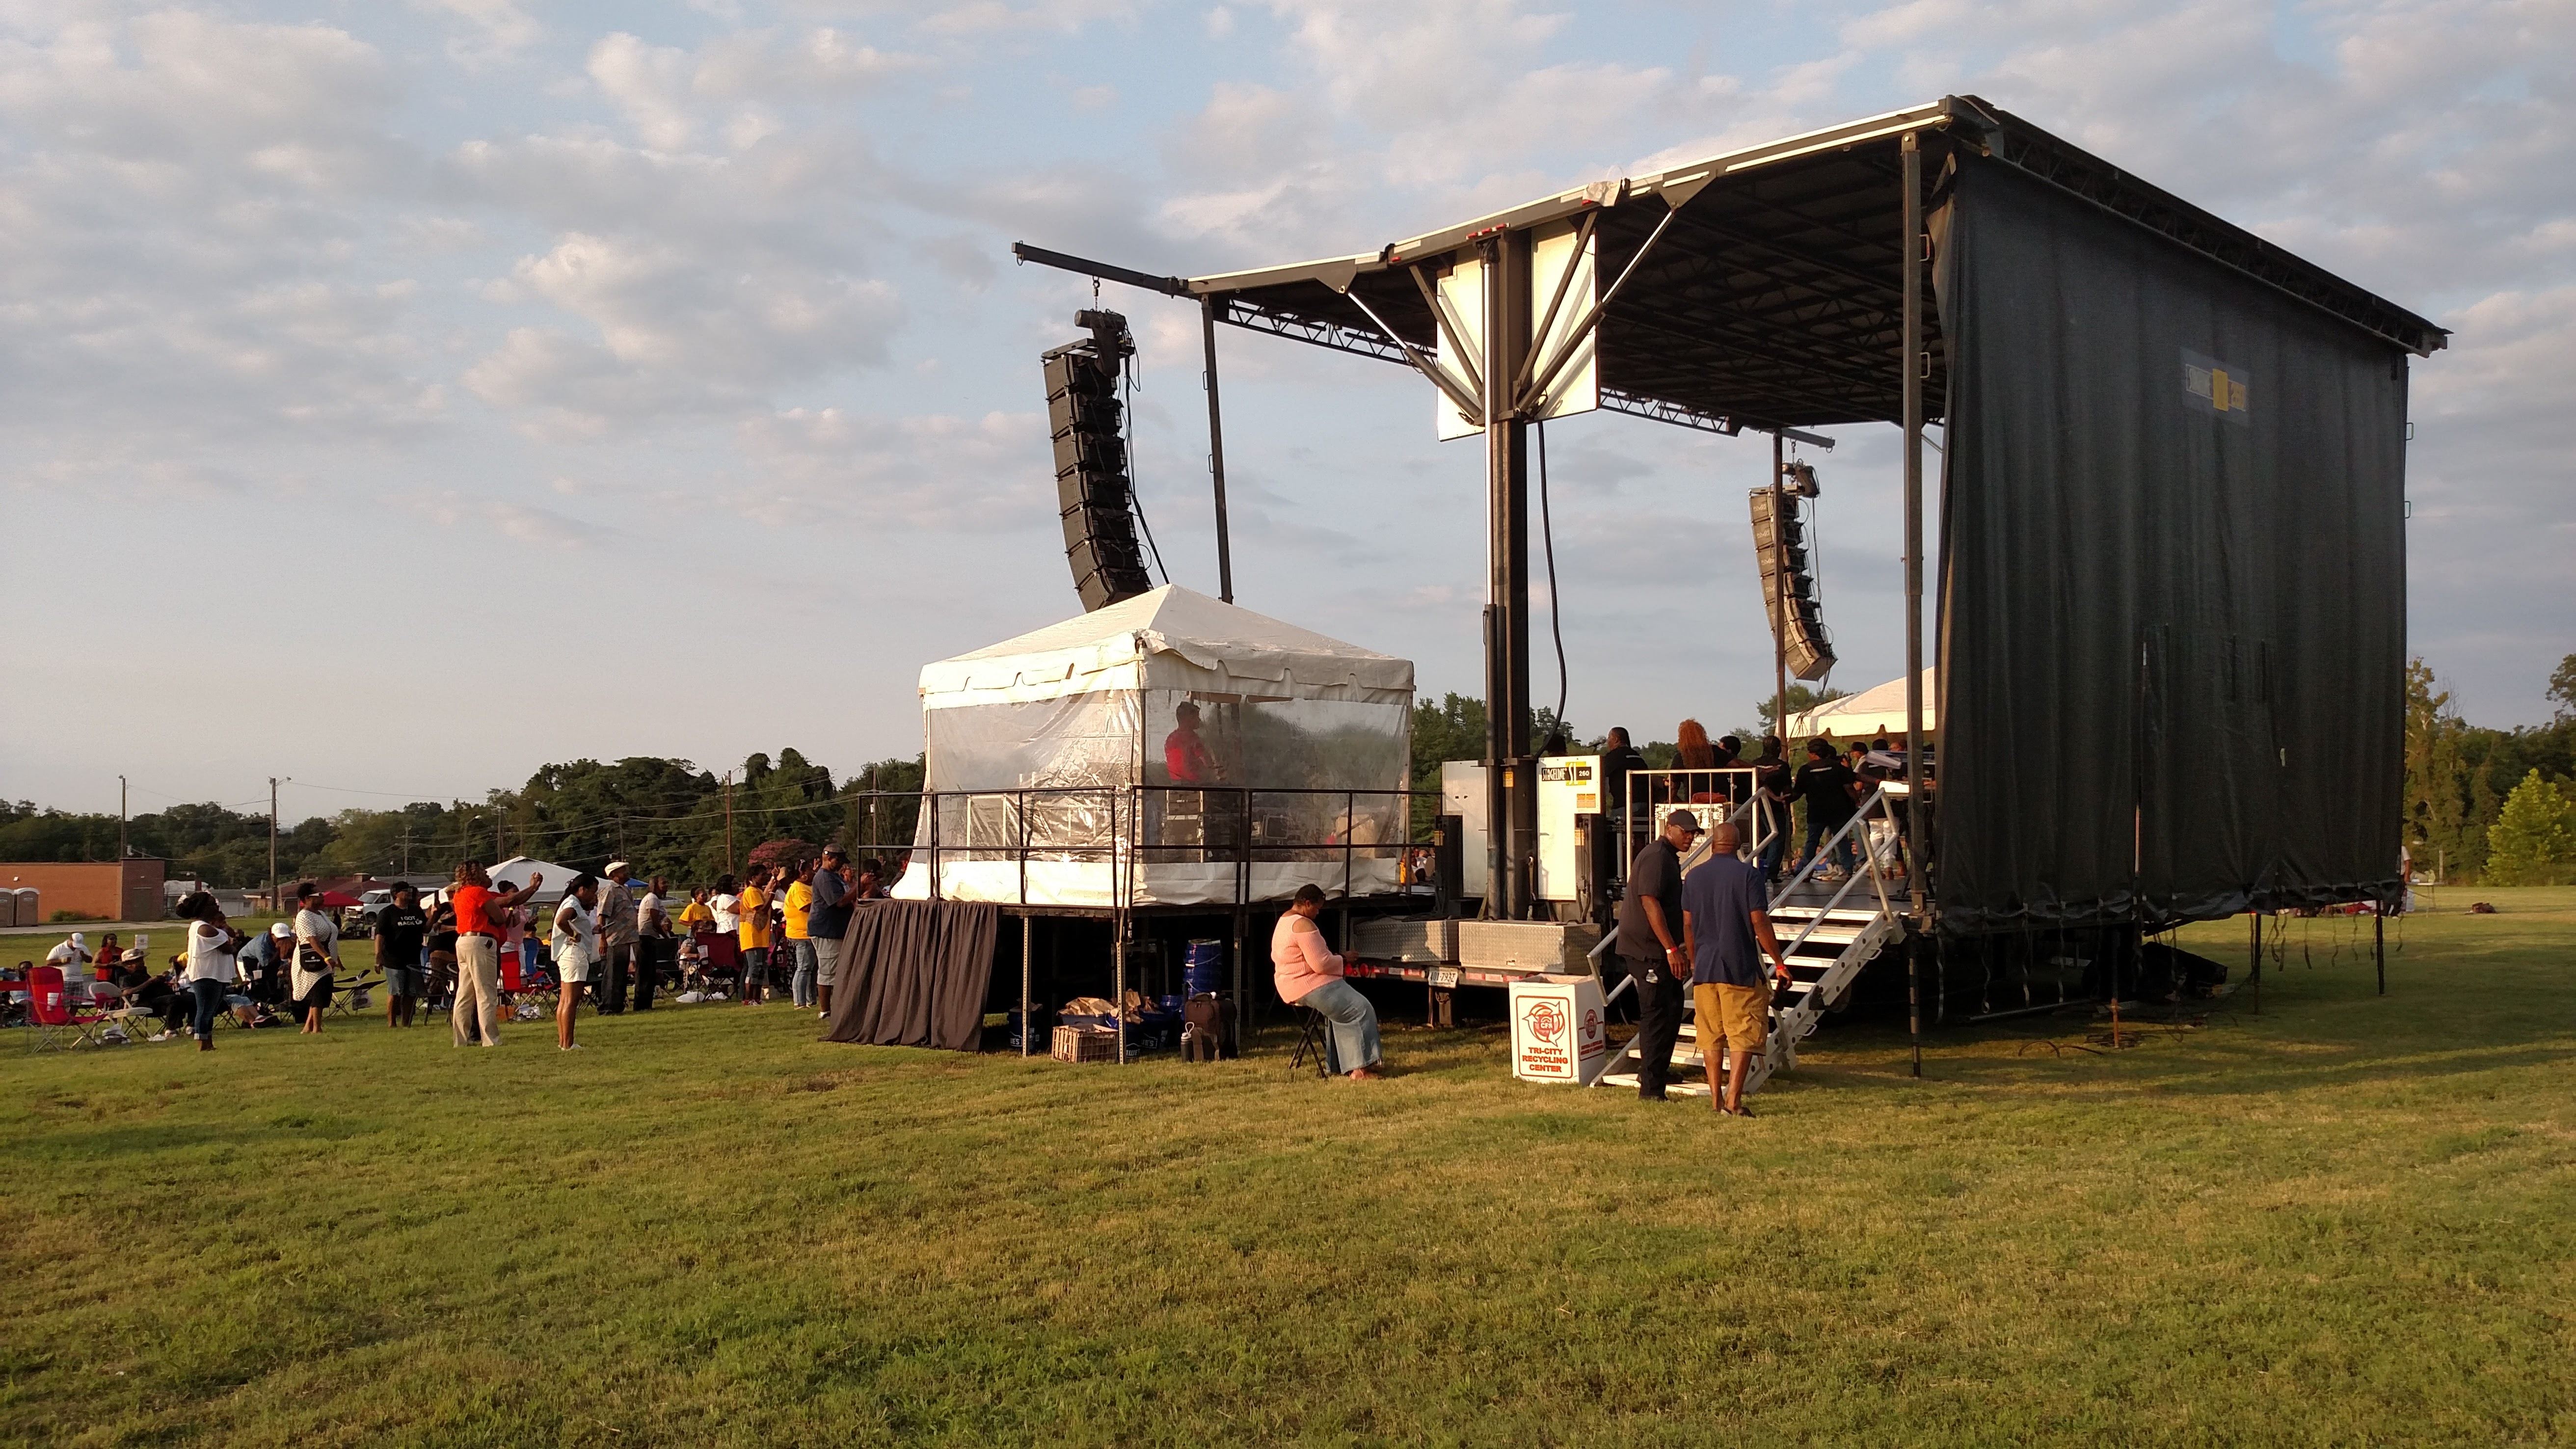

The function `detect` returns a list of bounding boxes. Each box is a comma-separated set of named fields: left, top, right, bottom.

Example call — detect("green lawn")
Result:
left=4, top=892, right=2572, bottom=1447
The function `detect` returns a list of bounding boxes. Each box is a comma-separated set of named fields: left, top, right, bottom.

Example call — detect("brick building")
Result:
left=1, top=860, right=166, bottom=924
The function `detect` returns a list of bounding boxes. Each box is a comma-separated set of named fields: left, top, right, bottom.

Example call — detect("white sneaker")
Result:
left=560, top=1043, right=585, bottom=1051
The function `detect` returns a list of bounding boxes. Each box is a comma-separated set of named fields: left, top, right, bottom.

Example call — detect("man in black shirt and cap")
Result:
left=1616, top=808, right=1701, bottom=1100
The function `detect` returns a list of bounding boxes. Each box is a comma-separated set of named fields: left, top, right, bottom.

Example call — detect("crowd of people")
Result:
left=13, top=847, right=893, bottom=1052
left=1598, top=720, right=1911, bottom=886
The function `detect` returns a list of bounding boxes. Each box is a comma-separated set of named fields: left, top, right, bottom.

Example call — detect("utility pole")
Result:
left=268, top=778, right=279, bottom=920
left=118, top=774, right=128, bottom=863
left=723, top=771, right=737, bottom=874
left=398, top=829, right=411, bottom=876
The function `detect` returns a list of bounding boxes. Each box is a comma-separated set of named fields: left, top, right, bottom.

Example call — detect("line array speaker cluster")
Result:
left=1043, top=309, right=1154, bottom=612
left=1750, top=480, right=1835, bottom=681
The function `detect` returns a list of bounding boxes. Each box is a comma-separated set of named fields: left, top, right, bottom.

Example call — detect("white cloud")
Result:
left=462, top=232, right=904, bottom=432
left=733, top=406, right=1048, bottom=528
left=419, top=0, right=541, bottom=65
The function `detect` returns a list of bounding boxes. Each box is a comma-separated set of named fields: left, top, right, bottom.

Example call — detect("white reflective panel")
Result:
left=1529, top=218, right=1598, bottom=421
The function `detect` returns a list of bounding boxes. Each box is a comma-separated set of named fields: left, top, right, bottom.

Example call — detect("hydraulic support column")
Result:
left=1481, top=230, right=1538, bottom=919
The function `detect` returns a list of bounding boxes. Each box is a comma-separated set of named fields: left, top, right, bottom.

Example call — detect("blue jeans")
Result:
left=789, top=940, right=817, bottom=1007
left=1804, top=817, right=1859, bottom=876
left=1758, top=802, right=1788, bottom=881
left=1296, top=978, right=1381, bottom=1073
left=189, top=978, right=227, bottom=1041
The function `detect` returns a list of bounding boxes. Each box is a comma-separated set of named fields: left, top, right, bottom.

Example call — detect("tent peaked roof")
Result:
left=921, top=585, right=1413, bottom=700
left=1787, top=670, right=1938, bottom=739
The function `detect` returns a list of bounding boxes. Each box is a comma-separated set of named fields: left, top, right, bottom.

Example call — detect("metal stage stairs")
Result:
left=1594, top=789, right=1906, bottom=1100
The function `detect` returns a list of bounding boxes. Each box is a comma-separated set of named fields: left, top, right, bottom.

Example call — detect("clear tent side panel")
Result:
left=1139, top=690, right=1410, bottom=863
left=918, top=690, right=1140, bottom=866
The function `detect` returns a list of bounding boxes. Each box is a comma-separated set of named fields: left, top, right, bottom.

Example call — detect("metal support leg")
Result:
left=1901, top=129, right=1926, bottom=1077
left=2375, top=908, right=2386, bottom=996
left=2251, top=910, right=2262, bottom=1014
left=1202, top=296, right=1234, bottom=603
left=1113, top=913, right=1127, bottom=1064
left=1020, top=915, right=1032, bottom=1058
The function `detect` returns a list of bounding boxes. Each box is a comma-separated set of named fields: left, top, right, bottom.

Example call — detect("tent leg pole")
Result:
left=1114, top=913, right=1127, bottom=1064
left=1020, top=915, right=1032, bottom=1059
left=2375, top=907, right=2386, bottom=996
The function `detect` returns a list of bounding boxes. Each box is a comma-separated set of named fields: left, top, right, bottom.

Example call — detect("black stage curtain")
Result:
left=1933, top=155, right=2409, bottom=934
left=823, top=899, right=997, bottom=1051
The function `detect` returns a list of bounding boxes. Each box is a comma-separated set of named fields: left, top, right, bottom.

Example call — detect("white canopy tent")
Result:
left=893, top=586, right=1415, bottom=908
left=488, top=856, right=580, bottom=905
left=1786, top=669, right=1937, bottom=740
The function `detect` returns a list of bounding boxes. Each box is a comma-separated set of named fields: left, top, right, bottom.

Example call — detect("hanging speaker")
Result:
left=1043, top=310, right=1154, bottom=612
left=1750, top=489, right=1835, bottom=681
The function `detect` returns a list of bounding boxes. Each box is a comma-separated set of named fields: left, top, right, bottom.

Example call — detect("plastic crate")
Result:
left=1051, top=1025, right=1120, bottom=1063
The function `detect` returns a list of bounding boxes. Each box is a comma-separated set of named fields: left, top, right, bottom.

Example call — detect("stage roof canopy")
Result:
left=1021, top=95, right=2446, bottom=437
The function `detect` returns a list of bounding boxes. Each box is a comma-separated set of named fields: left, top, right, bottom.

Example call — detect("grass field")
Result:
left=4, top=892, right=2572, bottom=1447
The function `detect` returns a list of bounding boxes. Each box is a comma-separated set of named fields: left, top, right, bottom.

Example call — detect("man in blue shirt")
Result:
left=1682, top=822, right=1792, bottom=1117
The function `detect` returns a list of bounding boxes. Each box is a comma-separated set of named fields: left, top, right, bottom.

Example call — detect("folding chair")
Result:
left=1289, top=1004, right=1331, bottom=1078
left=85, top=982, right=160, bottom=1045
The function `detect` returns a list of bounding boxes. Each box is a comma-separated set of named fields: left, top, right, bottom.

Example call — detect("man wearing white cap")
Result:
left=595, top=861, right=638, bottom=1014
left=238, top=922, right=294, bottom=1009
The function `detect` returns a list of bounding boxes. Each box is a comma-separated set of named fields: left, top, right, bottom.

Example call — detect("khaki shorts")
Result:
left=1693, top=981, right=1771, bottom=1053
left=556, top=952, right=593, bottom=984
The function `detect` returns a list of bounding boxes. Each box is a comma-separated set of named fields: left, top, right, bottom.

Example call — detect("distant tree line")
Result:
left=0, top=750, right=927, bottom=889
left=2408, top=654, right=2576, bottom=885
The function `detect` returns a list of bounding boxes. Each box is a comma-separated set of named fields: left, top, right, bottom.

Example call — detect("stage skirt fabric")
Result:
left=822, top=899, right=998, bottom=1052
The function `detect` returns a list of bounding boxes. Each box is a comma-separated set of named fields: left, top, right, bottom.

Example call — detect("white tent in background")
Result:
left=893, top=585, right=1416, bottom=908
left=488, top=856, right=580, bottom=904
left=1786, top=669, right=1938, bottom=740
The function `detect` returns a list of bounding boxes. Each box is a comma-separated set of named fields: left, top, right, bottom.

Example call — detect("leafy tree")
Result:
left=747, top=838, right=820, bottom=871
left=2550, top=653, right=2576, bottom=721
left=2403, top=658, right=2474, bottom=879
left=2484, top=770, right=2576, bottom=886
left=1753, top=683, right=1852, bottom=739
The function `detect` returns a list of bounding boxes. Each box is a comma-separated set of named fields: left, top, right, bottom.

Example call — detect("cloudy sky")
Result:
left=2, top=0, right=2568, bottom=821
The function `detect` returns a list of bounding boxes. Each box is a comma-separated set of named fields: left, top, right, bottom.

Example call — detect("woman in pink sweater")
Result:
left=1271, top=884, right=1382, bottom=1078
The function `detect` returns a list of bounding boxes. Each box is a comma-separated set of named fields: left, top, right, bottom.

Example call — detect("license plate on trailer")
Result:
left=1429, top=967, right=1461, bottom=988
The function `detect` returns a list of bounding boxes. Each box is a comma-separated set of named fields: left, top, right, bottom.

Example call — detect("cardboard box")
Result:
left=1508, top=974, right=1610, bottom=1086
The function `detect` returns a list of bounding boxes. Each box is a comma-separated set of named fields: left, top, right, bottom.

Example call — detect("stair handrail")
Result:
left=1767, top=788, right=1900, bottom=966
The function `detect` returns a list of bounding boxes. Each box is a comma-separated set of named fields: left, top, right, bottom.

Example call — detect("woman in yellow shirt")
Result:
left=736, top=870, right=773, bottom=1005
left=782, top=861, right=818, bottom=1010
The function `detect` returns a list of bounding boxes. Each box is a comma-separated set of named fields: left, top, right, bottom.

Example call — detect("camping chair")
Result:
left=25, top=967, right=74, bottom=1052
left=327, top=974, right=382, bottom=1020
left=1289, top=1004, right=1331, bottom=1079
